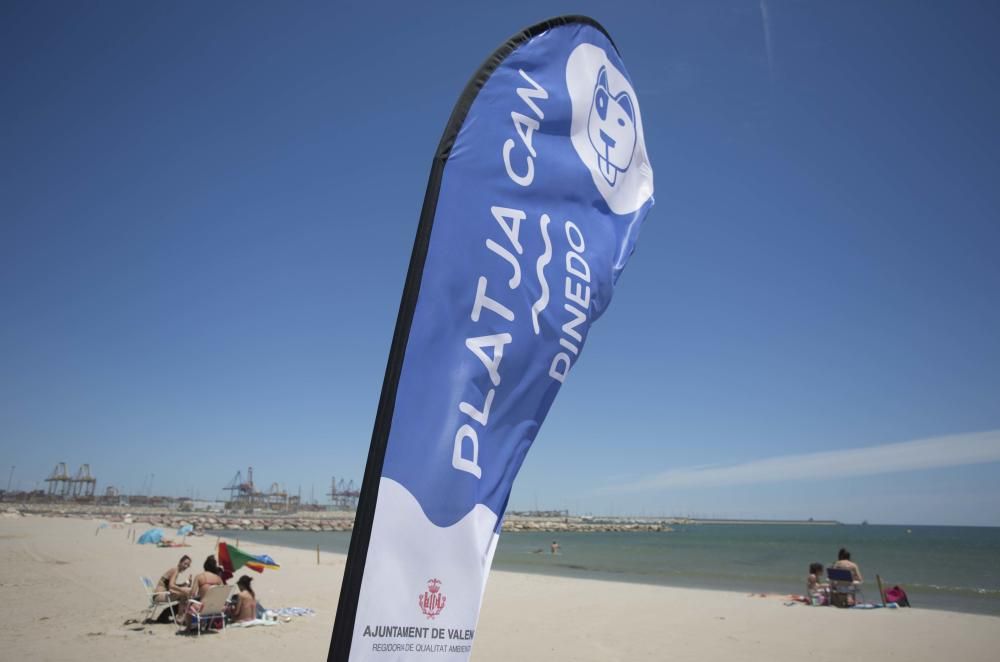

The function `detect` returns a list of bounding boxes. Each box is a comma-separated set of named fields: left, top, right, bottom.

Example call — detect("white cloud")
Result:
left=760, top=0, right=776, bottom=80
left=606, top=429, right=1000, bottom=493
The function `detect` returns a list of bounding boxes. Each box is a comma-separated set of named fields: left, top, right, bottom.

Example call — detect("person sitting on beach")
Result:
left=228, top=575, right=258, bottom=623
left=153, top=555, right=192, bottom=622
left=807, top=562, right=829, bottom=605
left=833, top=547, right=863, bottom=583
left=156, top=554, right=192, bottom=603
left=178, top=555, right=228, bottom=628
left=191, top=555, right=225, bottom=600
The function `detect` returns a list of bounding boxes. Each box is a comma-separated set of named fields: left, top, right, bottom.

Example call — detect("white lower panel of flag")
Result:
left=348, top=478, right=500, bottom=661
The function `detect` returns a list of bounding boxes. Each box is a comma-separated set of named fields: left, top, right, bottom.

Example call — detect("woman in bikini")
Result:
left=156, top=554, right=192, bottom=602
left=181, top=555, right=227, bottom=627
left=190, top=555, right=225, bottom=600
left=154, top=555, right=192, bottom=622
left=229, top=575, right=258, bottom=623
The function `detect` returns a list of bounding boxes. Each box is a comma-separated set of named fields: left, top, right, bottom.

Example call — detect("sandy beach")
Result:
left=1, top=515, right=997, bottom=662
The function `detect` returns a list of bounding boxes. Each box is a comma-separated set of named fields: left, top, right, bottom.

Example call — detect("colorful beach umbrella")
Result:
left=246, top=554, right=280, bottom=573
left=176, top=524, right=193, bottom=536
left=137, top=528, right=164, bottom=544
left=218, top=541, right=280, bottom=579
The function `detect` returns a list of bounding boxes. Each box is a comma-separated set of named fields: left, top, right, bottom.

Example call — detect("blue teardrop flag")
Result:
left=329, top=16, right=654, bottom=661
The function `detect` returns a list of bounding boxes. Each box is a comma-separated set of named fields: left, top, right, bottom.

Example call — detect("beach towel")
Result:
left=229, top=618, right=278, bottom=628
left=271, top=607, right=315, bottom=617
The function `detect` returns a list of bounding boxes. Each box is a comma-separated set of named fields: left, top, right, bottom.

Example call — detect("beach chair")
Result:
left=827, top=567, right=864, bottom=607
left=140, top=576, right=178, bottom=623
left=183, top=584, right=234, bottom=636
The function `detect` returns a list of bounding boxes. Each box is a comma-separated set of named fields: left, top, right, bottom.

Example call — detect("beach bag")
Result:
left=884, top=586, right=910, bottom=607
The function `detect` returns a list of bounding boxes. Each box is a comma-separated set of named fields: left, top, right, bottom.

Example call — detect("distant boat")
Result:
left=861, top=520, right=869, bottom=526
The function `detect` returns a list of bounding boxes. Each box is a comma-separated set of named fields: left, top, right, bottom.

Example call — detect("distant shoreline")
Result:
left=680, top=518, right=841, bottom=526
left=7, top=503, right=843, bottom=532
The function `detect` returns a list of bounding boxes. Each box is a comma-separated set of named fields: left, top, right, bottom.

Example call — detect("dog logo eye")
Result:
left=595, top=88, right=609, bottom=120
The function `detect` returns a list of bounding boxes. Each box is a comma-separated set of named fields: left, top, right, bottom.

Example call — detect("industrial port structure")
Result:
left=1, top=463, right=360, bottom=514
left=43, top=463, right=97, bottom=499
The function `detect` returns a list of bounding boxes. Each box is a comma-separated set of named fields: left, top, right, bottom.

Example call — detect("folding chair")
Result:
left=827, top=567, right=864, bottom=607
left=184, top=584, right=234, bottom=636
left=140, top=576, right=178, bottom=623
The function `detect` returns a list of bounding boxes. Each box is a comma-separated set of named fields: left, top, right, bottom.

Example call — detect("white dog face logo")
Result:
left=587, top=66, right=636, bottom=187
left=567, top=44, right=653, bottom=216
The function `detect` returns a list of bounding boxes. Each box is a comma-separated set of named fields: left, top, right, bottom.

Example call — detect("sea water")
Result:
left=216, top=523, right=1000, bottom=617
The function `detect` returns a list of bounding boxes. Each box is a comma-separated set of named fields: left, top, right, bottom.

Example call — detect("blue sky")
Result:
left=2, top=1, right=998, bottom=525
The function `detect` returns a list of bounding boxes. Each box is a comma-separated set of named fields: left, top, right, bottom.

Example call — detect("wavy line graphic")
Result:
left=531, top=214, right=552, bottom=335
